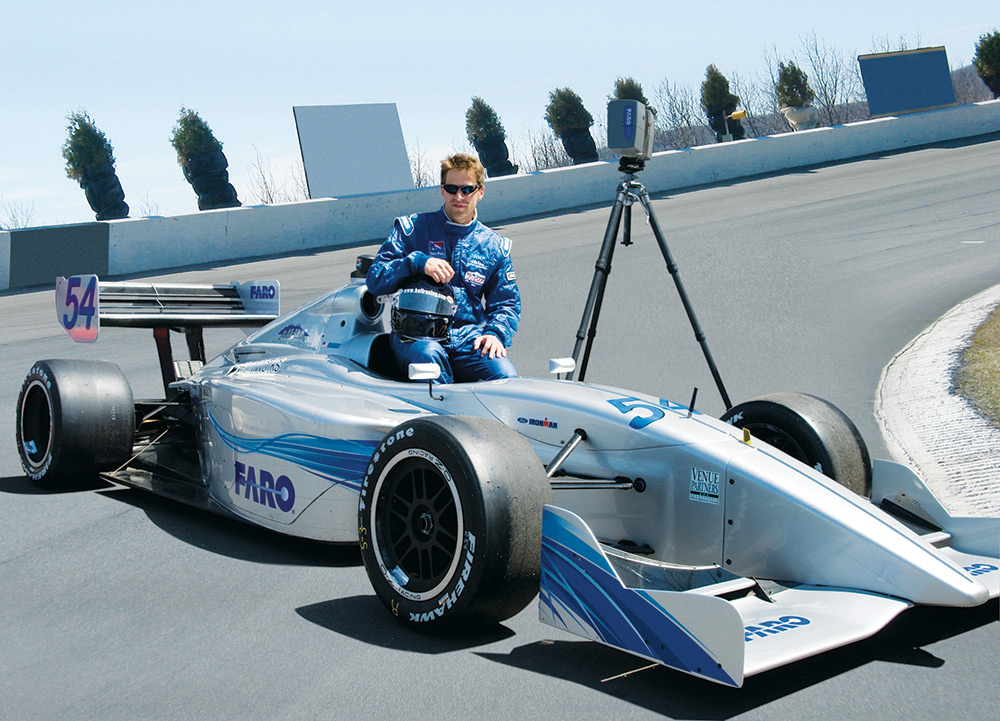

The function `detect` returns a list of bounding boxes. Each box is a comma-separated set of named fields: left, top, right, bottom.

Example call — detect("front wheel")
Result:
left=16, top=359, right=135, bottom=486
left=721, top=392, right=872, bottom=497
left=359, top=415, right=552, bottom=628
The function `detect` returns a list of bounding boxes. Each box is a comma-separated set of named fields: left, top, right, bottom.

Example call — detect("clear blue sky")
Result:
left=2, top=1, right=996, bottom=227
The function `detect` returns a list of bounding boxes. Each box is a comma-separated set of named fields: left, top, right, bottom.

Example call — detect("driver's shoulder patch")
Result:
left=396, top=214, right=417, bottom=236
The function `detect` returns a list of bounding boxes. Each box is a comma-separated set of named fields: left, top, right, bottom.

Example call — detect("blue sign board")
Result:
left=858, top=47, right=957, bottom=117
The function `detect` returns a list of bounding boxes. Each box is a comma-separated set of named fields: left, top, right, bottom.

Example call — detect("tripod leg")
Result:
left=638, top=187, right=733, bottom=409
left=570, top=184, right=628, bottom=381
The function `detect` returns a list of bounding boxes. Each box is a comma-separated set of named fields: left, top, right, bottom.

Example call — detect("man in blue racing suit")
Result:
left=366, top=153, right=520, bottom=383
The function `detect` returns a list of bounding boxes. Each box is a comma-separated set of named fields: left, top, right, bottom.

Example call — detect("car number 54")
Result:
left=56, top=275, right=99, bottom=343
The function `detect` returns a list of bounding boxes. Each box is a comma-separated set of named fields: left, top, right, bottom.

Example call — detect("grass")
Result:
left=955, top=305, right=1000, bottom=428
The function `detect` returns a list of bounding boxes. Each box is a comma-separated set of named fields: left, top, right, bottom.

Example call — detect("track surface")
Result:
left=2, top=136, right=998, bottom=720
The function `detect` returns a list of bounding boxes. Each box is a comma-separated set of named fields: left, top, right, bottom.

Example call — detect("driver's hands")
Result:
left=474, top=334, right=506, bottom=359
left=424, top=257, right=454, bottom=283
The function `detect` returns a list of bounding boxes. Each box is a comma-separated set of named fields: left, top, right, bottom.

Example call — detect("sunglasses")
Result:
left=442, top=184, right=481, bottom=196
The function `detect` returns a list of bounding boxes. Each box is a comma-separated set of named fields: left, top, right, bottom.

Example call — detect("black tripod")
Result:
left=569, top=157, right=732, bottom=410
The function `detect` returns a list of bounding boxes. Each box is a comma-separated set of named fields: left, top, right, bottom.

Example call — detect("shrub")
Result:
left=775, top=61, right=816, bottom=108
left=62, top=111, right=115, bottom=180
left=466, top=97, right=506, bottom=145
left=700, top=65, right=740, bottom=119
left=170, top=107, right=223, bottom=164
left=612, top=76, right=653, bottom=112
left=973, top=30, right=1000, bottom=97
left=544, top=88, right=594, bottom=135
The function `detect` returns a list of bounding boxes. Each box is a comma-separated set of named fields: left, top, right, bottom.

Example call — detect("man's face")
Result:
left=441, top=168, right=484, bottom=225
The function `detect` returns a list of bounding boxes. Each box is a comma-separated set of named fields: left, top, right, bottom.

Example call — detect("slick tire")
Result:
left=721, top=392, right=872, bottom=497
left=16, top=359, right=135, bottom=486
left=359, top=415, right=552, bottom=629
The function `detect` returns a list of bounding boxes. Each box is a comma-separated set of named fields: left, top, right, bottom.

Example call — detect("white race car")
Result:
left=15, top=262, right=998, bottom=688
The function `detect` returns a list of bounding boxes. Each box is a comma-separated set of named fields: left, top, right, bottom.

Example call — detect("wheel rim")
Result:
left=370, top=451, right=464, bottom=601
left=19, top=380, right=53, bottom=471
left=747, top=423, right=810, bottom=465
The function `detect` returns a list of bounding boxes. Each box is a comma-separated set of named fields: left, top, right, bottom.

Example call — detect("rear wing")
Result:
left=56, top=275, right=279, bottom=394
left=57, top=275, right=279, bottom=341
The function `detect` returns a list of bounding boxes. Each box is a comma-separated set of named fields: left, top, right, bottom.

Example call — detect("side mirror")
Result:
left=408, top=363, right=444, bottom=400
left=408, top=363, right=441, bottom=381
left=549, top=358, right=576, bottom=379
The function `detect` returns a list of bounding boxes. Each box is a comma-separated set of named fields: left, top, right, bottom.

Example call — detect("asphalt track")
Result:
left=2, top=135, right=998, bottom=720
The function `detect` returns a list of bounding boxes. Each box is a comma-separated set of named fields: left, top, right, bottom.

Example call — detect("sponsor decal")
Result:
left=745, top=615, right=810, bottom=642
left=506, top=270, right=516, bottom=282
left=965, top=562, right=998, bottom=577
left=464, top=270, right=486, bottom=288
left=429, top=239, right=445, bottom=257
left=250, top=284, right=276, bottom=300
left=517, top=416, right=560, bottom=430
left=409, top=531, right=477, bottom=622
left=277, top=324, right=309, bottom=342
left=229, top=359, right=283, bottom=375
left=689, top=467, right=721, bottom=505
left=235, top=461, right=296, bottom=513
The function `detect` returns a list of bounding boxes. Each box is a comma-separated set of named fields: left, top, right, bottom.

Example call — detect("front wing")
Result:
left=539, top=503, right=997, bottom=687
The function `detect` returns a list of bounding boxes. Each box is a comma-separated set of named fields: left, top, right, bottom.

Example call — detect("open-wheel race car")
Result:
left=15, top=261, right=999, bottom=688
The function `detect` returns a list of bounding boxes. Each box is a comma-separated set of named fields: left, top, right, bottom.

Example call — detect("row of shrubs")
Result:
left=62, top=108, right=240, bottom=220
left=469, top=30, right=1000, bottom=175
left=65, top=32, right=1000, bottom=218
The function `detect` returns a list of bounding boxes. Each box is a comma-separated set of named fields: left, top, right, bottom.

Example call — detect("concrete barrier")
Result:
left=4, top=100, right=998, bottom=291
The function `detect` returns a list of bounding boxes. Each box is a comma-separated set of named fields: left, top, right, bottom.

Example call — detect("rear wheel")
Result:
left=16, top=359, right=135, bottom=486
left=721, top=392, right=872, bottom=497
left=359, top=415, right=551, bottom=628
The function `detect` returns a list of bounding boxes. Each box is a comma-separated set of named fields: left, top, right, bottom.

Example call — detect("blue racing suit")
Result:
left=366, top=208, right=521, bottom=382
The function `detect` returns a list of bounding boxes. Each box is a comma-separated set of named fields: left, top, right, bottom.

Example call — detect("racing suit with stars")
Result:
left=365, top=207, right=521, bottom=383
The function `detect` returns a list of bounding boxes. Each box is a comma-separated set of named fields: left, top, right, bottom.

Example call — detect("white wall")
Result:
left=5, top=100, right=999, bottom=290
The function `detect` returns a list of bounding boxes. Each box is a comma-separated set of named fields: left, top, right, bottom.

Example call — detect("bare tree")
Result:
left=246, top=144, right=284, bottom=204
left=513, top=127, right=570, bottom=172
left=801, top=32, right=865, bottom=125
left=652, top=80, right=712, bottom=149
left=246, top=144, right=309, bottom=205
left=408, top=139, right=436, bottom=188
left=953, top=65, right=993, bottom=104
left=135, top=191, right=161, bottom=217
left=1, top=195, right=35, bottom=229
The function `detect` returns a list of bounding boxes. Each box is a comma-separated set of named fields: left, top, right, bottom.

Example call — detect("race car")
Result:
left=15, top=261, right=999, bottom=688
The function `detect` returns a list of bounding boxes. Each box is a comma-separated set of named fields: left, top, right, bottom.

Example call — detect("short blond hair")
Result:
left=440, top=153, right=485, bottom=187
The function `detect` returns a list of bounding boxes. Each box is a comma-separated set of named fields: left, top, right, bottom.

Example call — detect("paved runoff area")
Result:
left=877, top=282, right=1000, bottom=517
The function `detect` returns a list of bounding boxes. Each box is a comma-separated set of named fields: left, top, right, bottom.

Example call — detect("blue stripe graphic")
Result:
left=539, top=508, right=736, bottom=686
left=209, top=411, right=377, bottom=492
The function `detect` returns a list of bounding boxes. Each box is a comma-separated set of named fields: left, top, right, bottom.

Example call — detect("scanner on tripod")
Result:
left=569, top=100, right=732, bottom=410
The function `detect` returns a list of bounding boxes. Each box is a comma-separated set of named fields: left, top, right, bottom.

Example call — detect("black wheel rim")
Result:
left=374, top=457, right=461, bottom=597
left=747, top=423, right=809, bottom=465
left=19, top=381, right=53, bottom=469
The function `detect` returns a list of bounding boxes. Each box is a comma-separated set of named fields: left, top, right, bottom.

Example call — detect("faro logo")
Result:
left=235, top=461, right=295, bottom=512
left=250, top=284, right=276, bottom=299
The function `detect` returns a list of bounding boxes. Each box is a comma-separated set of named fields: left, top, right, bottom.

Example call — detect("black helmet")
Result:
left=391, top=279, right=457, bottom=341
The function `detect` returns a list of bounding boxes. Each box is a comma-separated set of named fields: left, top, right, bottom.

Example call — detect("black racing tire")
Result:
left=721, top=392, right=872, bottom=497
left=15, top=359, right=135, bottom=486
left=359, top=415, right=552, bottom=629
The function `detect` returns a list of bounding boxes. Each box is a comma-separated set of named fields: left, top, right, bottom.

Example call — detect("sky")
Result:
left=2, top=1, right=996, bottom=228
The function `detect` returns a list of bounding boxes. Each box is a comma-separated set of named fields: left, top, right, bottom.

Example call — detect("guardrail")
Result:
left=2, top=100, right=998, bottom=292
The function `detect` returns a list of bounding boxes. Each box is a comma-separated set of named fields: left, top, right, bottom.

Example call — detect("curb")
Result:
left=876, top=283, right=1000, bottom=516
